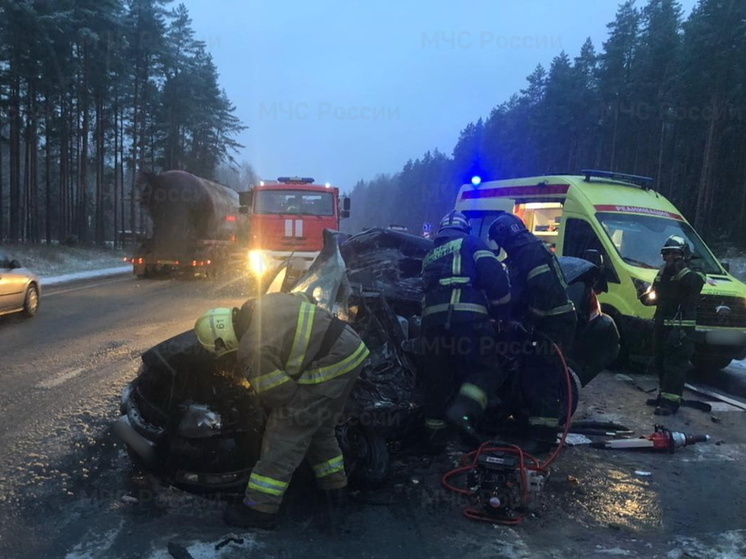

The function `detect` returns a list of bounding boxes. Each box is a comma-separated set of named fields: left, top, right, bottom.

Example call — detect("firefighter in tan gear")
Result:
left=194, top=292, right=369, bottom=530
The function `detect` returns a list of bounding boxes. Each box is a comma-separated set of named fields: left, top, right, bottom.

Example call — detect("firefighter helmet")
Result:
left=194, top=307, right=239, bottom=357
left=488, top=212, right=528, bottom=251
left=438, top=210, right=471, bottom=233
left=660, top=235, right=691, bottom=259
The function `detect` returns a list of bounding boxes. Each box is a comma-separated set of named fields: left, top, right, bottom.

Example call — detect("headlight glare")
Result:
left=248, top=250, right=271, bottom=276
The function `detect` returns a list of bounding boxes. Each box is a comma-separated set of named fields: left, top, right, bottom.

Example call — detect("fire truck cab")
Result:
left=240, top=176, right=350, bottom=281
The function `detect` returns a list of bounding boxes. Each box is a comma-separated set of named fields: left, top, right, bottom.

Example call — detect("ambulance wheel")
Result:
left=692, top=353, right=732, bottom=375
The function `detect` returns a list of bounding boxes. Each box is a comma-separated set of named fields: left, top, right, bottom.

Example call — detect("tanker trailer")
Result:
left=129, top=170, right=249, bottom=278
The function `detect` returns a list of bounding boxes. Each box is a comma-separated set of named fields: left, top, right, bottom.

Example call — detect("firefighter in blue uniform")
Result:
left=488, top=211, right=577, bottom=451
left=420, top=210, right=511, bottom=450
left=646, top=235, right=705, bottom=415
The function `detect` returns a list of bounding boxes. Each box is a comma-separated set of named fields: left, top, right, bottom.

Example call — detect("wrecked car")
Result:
left=114, top=227, right=619, bottom=492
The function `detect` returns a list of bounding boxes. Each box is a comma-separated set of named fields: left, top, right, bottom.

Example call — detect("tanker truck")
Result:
left=128, top=170, right=249, bottom=278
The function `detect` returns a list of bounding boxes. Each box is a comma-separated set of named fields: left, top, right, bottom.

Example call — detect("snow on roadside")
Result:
left=725, top=256, right=746, bottom=283
left=2, top=243, right=129, bottom=278
left=42, top=266, right=132, bottom=286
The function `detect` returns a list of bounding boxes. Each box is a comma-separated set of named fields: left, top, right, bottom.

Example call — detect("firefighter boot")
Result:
left=445, top=394, right=484, bottom=449
left=423, top=419, right=452, bottom=455
left=223, top=502, right=278, bottom=530
left=654, top=398, right=680, bottom=416
left=522, top=424, right=559, bottom=455
left=320, top=487, right=349, bottom=508
left=316, top=488, right=349, bottom=535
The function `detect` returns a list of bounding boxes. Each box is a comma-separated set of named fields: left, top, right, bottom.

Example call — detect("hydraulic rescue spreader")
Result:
left=594, top=424, right=710, bottom=452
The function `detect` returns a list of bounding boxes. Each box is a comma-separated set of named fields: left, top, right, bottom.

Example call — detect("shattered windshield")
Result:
left=254, top=189, right=335, bottom=216
left=596, top=212, right=722, bottom=274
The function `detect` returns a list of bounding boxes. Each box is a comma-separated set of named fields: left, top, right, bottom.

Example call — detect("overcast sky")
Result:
left=180, top=0, right=698, bottom=193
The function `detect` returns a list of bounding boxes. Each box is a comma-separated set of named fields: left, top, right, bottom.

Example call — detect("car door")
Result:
left=0, top=250, right=25, bottom=313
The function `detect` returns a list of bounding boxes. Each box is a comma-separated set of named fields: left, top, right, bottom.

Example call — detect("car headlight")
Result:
left=248, top=250, right=273, bottom=276
left=177, top=404, right=222, bottom=438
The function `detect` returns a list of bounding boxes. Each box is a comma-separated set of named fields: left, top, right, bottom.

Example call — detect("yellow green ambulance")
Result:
left=454, top=170, right=746, bottom=374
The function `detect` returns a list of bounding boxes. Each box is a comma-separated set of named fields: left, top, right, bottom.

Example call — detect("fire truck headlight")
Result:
left=248, top=250, right=272, bottom=276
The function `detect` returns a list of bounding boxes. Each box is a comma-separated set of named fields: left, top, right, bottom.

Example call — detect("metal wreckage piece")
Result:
left=114, top=227, right=433, bottom=491
left=340, top=227, right=432, bottom=414
left=115, top=226, right=619, bottom=492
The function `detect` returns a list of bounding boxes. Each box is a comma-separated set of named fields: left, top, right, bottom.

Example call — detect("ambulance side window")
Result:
left=564, top=218, right=619, bottom=283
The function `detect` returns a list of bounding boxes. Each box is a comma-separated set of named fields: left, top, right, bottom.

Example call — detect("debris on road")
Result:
left=564, top=433, right=593, bottom=446
left=567, top=420, right=634, bottom=437
left=215, top=535, right=245, bottom=550
left=167, top=541, right=195, bottom=559
left=685, top=383, right=746, bottom=412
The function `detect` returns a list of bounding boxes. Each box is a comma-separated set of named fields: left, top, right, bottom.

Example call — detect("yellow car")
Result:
left=0, top=248, right=40, bottom=318
left=455, top=170, right=746, bottom=374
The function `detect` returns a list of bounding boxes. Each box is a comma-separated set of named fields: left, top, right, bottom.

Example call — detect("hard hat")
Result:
left=488, top=212, right=528, bottom=251
left=438, top=210, right=471, bottom=233
left=661, top=235, right=691, bottom=259
left=194, top=307, right=239, bottom=357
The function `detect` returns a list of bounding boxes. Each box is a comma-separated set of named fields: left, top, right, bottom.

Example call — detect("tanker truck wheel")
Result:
left=136, top=265, right=152, bottom=279
left=206, top=249, right=230, bottom=281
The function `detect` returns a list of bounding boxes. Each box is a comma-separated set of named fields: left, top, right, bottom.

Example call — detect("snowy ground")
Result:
left=2, top=242, right=129, bottom=276
left=720, top=252, right=746, bottom=281
left=2, top=242, right=131, bottom=284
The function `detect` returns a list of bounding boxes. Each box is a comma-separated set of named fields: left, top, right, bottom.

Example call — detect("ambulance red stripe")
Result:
left=460, top=184, right=570, bottom=199
left=593, top=204, right=683, bottom=220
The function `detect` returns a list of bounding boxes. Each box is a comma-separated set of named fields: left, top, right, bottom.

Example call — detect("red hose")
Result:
left=536, top=341, right=573, bottom=469
left=440, top=340, right=574, bottom=523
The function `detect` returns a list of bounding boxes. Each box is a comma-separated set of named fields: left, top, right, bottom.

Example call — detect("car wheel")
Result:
left=337, top=423, right=389, bottom=489
left=605, top=309, right=630, bottom=370
left=23, top=284, right=39, bottom=317
left=692, top=353, right=732, bottom=375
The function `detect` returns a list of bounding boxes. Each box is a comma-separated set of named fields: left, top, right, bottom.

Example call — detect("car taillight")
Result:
left=588, top=290, right=602, bottom=321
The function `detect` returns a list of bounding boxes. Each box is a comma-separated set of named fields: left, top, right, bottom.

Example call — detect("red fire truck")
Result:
left=239, top=176, right=350, bottom=281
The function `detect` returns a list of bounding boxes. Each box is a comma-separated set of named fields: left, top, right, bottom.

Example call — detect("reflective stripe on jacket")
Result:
left=236, top=292, right=369, bottom=405
left=421, top=229, right=510, bottom=327
left=506, top=241, right=576, bottom=339
left=652, top=264, right=705, bottom=329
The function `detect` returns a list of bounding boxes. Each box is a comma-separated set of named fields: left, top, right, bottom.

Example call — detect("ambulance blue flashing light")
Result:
left=471, top=176, right=482, bottom=186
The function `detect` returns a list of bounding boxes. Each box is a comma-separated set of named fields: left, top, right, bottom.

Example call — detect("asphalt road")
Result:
left=1, top=274, right=746, bottom=558
left=0, top=274, right=250, bottom=559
